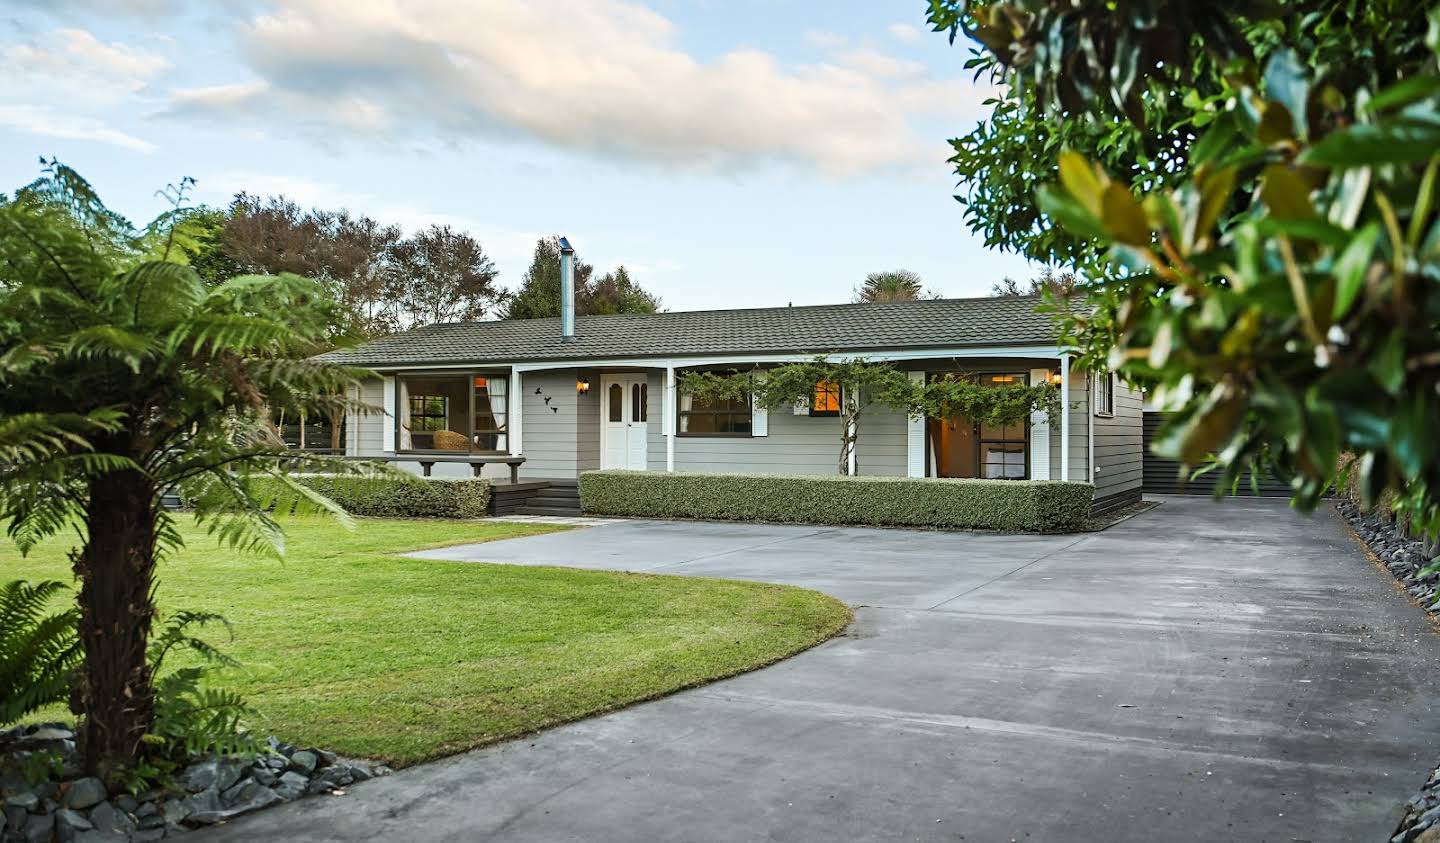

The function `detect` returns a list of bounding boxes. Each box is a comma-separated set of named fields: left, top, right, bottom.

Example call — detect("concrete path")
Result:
left=202, top=497, right=1440, bottom=842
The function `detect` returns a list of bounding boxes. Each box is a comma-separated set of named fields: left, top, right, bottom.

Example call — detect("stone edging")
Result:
left=1, top=725, right=389, bottom=841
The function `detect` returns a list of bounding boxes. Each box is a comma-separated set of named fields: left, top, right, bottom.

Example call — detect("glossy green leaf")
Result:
left=1256, top=102, right=1296, bottom=145
left=1332, top=222, right=1381, bottom=318
left=1035, top=184, right=1108, bottom=240
left=1058, top=151, right=1104, bottom=216
left=1370, top=329, right=1407, bottom=395
left=1364, top=75, right=1440, bottom=113
left=1193, top=166, right=1236, bottom=244
left=1301, top=120, right=1440, bottom=167
left=1100, top=182, right=1151, bottom=245
left=1259, top=164, right=1317, bottom=220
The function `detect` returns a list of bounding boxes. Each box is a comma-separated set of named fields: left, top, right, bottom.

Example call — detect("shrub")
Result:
left=252, top=474, right=491, bottom=519
left=0, top=580, right=81, bottom=726
left=579, top=471, right=1094, bottom=533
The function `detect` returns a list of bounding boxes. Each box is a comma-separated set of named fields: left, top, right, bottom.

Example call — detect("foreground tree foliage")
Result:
left=931, top=0, right=1440, bottom=535
left=0, top=162, right=367, bottom=779
left=680, top=357, right=1056, bottom=475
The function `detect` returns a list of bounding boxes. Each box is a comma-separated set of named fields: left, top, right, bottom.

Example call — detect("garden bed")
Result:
left=579, top=471, right=1095, bottom=533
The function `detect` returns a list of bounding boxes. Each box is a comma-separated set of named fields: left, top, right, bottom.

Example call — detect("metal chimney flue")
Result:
left=559, top=236, right=576, bottom=344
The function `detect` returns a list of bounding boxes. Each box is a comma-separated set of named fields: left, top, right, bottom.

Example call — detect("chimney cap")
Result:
left=558, top=236, right=574, bottom=254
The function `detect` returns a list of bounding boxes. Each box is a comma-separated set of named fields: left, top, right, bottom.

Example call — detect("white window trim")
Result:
left=1093, top=371, right=1115, bottom=418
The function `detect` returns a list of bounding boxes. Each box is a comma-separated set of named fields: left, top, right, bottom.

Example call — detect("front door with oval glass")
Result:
left=601, top=375, right=649, bottom=470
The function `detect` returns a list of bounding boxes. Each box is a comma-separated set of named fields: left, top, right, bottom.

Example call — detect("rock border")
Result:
left=1, top=725, right=389, bottom=842
left=1333, top=500, right=1440, bottom=843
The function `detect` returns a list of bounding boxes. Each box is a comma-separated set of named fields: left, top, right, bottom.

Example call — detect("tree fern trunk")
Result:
left=73, top=468, right=159, bottom=779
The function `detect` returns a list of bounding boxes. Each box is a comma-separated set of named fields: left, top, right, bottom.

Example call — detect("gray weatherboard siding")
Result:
left=349, top=369, right=1141, bottom=492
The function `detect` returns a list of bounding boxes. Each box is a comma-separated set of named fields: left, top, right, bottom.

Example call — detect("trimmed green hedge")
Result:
left=579, top=471, right=1094, bottom=533
left=253, top=474, right=491, bottom=519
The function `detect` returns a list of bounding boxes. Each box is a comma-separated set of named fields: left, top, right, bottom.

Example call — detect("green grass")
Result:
left=2, top=516, right=850, bottom=766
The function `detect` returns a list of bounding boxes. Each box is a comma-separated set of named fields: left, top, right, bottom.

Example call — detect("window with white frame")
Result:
left=1094, top=371, right=1115, bottom=416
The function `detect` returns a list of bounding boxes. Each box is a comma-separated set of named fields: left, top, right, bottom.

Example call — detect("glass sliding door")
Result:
left=926, top=371, right=1030, bottom=479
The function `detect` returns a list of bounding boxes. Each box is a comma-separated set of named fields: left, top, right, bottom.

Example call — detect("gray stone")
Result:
left=55, top=808, right=94, bottom=843
left=134, top=801, right=158, bottom=819
left=288, top=750, right=318, bottom=775
left=4, top=804, right=28, bottom=832
left=113, top=795, right=138, bottom=814
left=162, top=798, right=193, bottom=825
left=63, top=777, right=107, bottom=810
left=4, top=791, right=38, bottom=811
left=89, top=801, right=136, bottom=837
left=180, top=787, right=221, bottom=818
left=315, top=749, right=338, bottom=768
left=23, top=813, right=54, bottom=843
left=348, top=765, right=372, bottom=783
left=187, top=787, right=282, bottom=825
left=220, top=779, right=260, bottom=806
left=251, top=767, right=278, bottom=787
left=277, top=771, right=308, bottom=790
left=136, top=812, right=166, bottom=830
left=182, top=757, right=244, bottom=794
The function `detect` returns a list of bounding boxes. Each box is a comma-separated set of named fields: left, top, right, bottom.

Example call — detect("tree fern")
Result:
left=0, top=159, right=388, bottom=776
left=0, top=580, right=81, bottom=726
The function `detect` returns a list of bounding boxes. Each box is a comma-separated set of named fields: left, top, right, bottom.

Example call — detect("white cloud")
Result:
left=888, top=23, right=924, bottom=43
left=3, top=28, right=170, bottom=105
left=165, top=0, right=985, bottom=177
left=0, top=104, right=156, bottom=152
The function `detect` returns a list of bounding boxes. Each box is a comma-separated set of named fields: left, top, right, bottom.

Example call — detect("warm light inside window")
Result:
left=812, top=380, right=841, bottom=415
left=990, top=375, right=1015, bottom=384
left=473, top=376, right=488, bottom=387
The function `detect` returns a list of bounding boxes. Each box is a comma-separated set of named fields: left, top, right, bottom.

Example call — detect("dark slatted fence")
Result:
left=1141, top=412, right=1294, bottom=497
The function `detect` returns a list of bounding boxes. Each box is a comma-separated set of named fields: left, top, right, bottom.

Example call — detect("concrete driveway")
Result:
left=203, top=497, right=1440, bottom=842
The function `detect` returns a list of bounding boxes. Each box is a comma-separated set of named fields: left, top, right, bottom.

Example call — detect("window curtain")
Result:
left=398, top=377, right=413, bottom=450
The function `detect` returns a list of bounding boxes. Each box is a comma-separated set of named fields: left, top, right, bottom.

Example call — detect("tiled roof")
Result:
left=316, top=295, right=1061, bottom=367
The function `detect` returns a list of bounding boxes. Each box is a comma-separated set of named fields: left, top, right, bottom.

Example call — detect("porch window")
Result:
left=397, top=372, right=507, bottom=452
left=678, top=391, right=752, bottom=435
left=811, top=380, right=841, bottom=417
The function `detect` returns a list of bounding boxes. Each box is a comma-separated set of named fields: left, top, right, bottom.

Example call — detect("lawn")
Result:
left=2, top=516, right=850, bottom=767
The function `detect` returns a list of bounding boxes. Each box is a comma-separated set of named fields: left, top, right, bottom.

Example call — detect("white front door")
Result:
left=601, top=375, right=649, bottom=470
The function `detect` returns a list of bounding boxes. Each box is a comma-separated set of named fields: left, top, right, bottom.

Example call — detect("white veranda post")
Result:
left=1059, top=354, right=1071, bottom=481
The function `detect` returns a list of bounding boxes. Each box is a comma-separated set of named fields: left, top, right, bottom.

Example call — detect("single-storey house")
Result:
left=318, top=292, right=1144, bottom=514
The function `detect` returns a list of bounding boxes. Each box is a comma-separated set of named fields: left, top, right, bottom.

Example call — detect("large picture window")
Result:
left=678, top=392, right=752, bottom=435
left=397, top=372, right=508, bottom=452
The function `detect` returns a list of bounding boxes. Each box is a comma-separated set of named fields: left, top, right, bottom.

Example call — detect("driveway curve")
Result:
left=201, top=497, right=1440, bottom=842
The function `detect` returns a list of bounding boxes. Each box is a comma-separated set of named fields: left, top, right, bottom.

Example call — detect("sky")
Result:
left=0, top=0, right=1040, bottom=312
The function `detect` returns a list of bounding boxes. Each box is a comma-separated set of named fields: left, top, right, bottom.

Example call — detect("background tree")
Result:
left=929, top=0, right=1440, bottom=533
left=0, top=161, right=366, bottom=778
left=990, top=267, right=1078, bottom=298
left=679, top=357, right=1056, bottom=476
left=388, top=224, right=503, bottom=325
left=587, top=265, right=661, bottom=314
left=503, top=236, right=662, bottom=318
left=854, top=269, right=929, bottom=302
left=210, top=195, right=404, bottom=338
left=504, top=236, right=594, bottom=319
